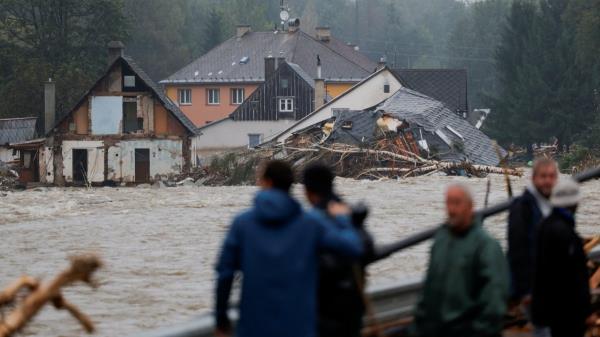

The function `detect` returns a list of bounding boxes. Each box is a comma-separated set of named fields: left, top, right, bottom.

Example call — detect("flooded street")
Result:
left=1, top=173, right=599, bottom=336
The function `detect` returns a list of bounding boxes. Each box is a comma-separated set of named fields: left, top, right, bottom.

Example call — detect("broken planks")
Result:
left=0, top=255, right=102, bottom=337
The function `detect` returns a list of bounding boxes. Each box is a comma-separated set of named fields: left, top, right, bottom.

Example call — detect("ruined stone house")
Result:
left=31, top=44, right=197, bottom=186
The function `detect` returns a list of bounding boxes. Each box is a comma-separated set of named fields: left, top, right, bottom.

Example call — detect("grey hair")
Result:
left=446, top=183, right=474, bottom=203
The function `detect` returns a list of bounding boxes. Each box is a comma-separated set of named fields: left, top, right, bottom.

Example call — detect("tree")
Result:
left=0, top=0, right=127, bottom=121
left=486, top=0, right=597, bottom=150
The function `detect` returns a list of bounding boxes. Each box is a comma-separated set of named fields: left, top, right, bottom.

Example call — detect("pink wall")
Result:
left=167, top=84, right=259, bottom=126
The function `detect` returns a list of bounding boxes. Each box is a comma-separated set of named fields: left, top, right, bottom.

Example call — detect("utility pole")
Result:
left=354, top=0, right=359, bottom=45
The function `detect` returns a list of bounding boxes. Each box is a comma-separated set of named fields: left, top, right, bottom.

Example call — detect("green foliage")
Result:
left=208, top=151, right=262, bottom=185
left=486, top=0, right=599, bottom=148
left=0, top=0, right=128, bottom=121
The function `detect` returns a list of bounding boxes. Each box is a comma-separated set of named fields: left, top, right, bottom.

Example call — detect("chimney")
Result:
left=236, top=25, right=251, bottom=39
left=314, top=55, right=326, bottom=109
left=44, top=78, right=56, bottom=135
left=265, top=57, right=276, bottom=80
left=315, top=27, right=331, bottom=42
left=107, top=41, right=124, bottom=65
left=377, top=56, right=387, bottom=70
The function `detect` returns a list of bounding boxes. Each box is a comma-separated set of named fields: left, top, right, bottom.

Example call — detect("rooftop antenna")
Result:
left=279, top=0, right=290, bottom=30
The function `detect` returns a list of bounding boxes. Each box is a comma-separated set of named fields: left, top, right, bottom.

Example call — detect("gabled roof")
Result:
left=0, top=117, right=37, bottom=145
left=265, top=66, right=404, bottom=144
left=160, top=30, right=376, bottom=84
left=378, top=87, right=500, bottom=166
left=122, top=56, right=197, bottom=134
left=393, top=69, right=468, bottom=114
left=53, top=56, right=197, bottom=135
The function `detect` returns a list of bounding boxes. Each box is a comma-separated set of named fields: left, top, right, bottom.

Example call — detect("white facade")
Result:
left=61, top=140, right=105, bottom=183
left=191, top=119, right=298, bottom=163
left=57, top=139, right=184, bottom=183
left=268, top=68, right=403, bottom=144
left=107, top=139, right=183, bottom=182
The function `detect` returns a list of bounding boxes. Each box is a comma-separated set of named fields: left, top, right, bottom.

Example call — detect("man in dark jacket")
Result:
left=532, top=178, right=593, bottom=337
left=507, top=158, right=557, bottom=335
left=214, top=161, right=363, bottom=337
left=411, top=184, right=508, bottom=337
left=303, top=164, right=374, bottom=337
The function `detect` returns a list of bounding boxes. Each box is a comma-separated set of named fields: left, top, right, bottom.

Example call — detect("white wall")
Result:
left=39, top=146, right=54, bottom=184
left=61, top=140, right=105, bottom=183
left=269, top=69, right=403, bottom=143
left=0, top=147, right=17, bottom=163
left=191, top=119, right=297, bottom=163
left=107, top=139, right=183, bottom=182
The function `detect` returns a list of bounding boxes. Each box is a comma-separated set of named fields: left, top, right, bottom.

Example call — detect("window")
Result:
left=231, top=88, right=245, bottom=105
left=207, top=88, right=220, bottom=105
left=384, top=84, right=390, bottom=93
left=124, top=76, right=136, bottom=88
left=178, top=89, right=192, bottom=105
left=123, top=101, right=142, bottom=133
left=278, top=98, right=294, bottom=113
left=248, top=134, right=262, bottom=148
left=280, top=78, right=289, bottom=89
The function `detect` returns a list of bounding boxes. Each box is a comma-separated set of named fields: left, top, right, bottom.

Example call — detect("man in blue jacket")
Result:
left=214, top=160, right=363, bottom=337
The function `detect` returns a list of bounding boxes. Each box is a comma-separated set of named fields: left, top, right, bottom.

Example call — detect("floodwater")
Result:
left=0, top=173, right=599, bottom=337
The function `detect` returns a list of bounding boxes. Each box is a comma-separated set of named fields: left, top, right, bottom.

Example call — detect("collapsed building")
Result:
left=276, top=87, right=513, bottom=178
left=12, top=43, right=197, bottom=186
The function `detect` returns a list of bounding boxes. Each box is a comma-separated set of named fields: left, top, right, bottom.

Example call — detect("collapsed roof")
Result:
left=303, top=88, right=502, bottom=166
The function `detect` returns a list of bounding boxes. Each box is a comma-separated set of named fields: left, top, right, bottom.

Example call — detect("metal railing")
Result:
left=130, top=277, right=423, bottom=337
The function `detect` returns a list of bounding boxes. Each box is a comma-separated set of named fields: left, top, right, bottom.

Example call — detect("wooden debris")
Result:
left=272, top=142, right=523, bottom=180
left=0, top=255, right=102, bottom=337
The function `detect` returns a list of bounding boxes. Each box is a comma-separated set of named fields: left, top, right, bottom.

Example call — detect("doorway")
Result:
left=135, top=149, right=150, bottom=183
left=72, top=149, right=88, bottom=184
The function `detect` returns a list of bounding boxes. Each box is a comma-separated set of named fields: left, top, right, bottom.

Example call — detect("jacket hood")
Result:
left=254, top=189, right=302, bottom=225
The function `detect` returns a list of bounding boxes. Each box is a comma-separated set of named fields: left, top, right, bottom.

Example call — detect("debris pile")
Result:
left=172, top=150, right=268, bottom=186
left=269, top=108, right=522, bottom=179
left=0, top=161, right=19, bottom=191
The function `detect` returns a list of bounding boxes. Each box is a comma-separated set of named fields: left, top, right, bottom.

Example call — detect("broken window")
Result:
left=124, top=76, right=136, bottom=88
left=123, top=101, right=141, bottom=133
left=248, top=134, right=262, bottom=148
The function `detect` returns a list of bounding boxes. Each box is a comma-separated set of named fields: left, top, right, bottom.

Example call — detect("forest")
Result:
left=0, top=0, right=599, bottom=152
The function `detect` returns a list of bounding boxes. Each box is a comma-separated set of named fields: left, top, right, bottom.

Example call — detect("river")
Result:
left=0, top=173, right=599, bottom=336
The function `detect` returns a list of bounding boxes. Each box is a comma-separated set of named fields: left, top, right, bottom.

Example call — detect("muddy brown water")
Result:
left=0, top=173, right=599, bottom=336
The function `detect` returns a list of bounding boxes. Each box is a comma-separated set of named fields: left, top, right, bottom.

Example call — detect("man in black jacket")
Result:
left=507, top=158, right=557, bottom=335
left=303, top=164, right=374, bottom=337
left=532, top=178, right=593, bottom=337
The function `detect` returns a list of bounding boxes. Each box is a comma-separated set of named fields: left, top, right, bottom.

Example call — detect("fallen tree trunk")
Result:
left=0, top=255, right=102, bottom=337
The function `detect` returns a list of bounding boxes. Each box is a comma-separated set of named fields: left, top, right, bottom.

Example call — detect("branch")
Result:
left=0, top=255, right=102, bottom=337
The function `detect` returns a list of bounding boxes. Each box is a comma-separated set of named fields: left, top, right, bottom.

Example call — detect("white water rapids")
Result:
left=0, top=172, right=599, bottom=336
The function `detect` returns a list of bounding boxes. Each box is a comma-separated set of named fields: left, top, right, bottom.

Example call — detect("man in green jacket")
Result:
left=411, top=184, right=509, bottom=337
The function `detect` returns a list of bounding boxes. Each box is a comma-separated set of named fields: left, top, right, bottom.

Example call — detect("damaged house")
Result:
left=30, top=43, right=197, bottom=185
left=274, top=87, right=507, bottom=178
